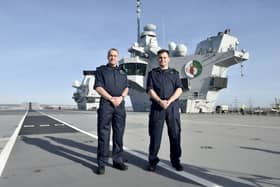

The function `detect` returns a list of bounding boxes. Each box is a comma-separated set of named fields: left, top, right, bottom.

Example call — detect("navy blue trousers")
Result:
left=148, top=102, right=182, bottom=165
left=97, top=100, right=126, bottom=167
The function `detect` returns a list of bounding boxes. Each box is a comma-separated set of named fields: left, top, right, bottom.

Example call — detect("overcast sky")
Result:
left=0, top=0, right=279, bottom=107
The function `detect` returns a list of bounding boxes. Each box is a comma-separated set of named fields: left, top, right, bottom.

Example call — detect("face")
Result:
left=107, top=50, right=119, bottom=67
left=158, top=52, right=169, bottom=68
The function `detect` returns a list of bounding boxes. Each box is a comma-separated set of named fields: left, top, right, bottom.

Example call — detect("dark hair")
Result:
left=157, top=49, right=169, bottom=56
left=107, top=48, right=119, bottom=58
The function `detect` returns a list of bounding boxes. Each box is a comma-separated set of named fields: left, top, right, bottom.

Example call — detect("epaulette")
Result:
left=119, top=66, right=127, bottom=74
left=96, top=65, right=106, bottom=70
left=119, top=65, right=126, bottom=71
left=153, top=67, right=161, bottom=72
left=170, top=68, right=179, bottom=74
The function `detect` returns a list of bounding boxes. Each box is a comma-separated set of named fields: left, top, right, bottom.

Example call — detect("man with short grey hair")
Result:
left=94, top=48, right=129, bottom=174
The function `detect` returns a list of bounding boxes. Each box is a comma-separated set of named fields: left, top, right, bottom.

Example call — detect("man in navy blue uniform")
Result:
left=146, top=49, right=184, bottom=172
left=94, top=48, right=129, bottom=174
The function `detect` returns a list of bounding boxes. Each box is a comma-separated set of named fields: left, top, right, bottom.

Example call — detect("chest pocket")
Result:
left=165, top=73, right=177, bottom=88
left=153, top=72, right=177, bottom=99
left=115, top=71, right=127, bottom=87
left=103, top=69, right=127, bottom=95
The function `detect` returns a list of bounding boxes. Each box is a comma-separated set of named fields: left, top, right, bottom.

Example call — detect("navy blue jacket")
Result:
left=94, top=64, right=128, bottom=97
left=146, top=67, right=183, bottom=103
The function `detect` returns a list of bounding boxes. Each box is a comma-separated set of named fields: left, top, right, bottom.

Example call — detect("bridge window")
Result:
left=120, top=63, right=147, bottom=76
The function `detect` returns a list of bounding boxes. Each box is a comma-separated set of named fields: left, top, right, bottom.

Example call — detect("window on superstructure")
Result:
left=120, top=63, right=146, bottom=76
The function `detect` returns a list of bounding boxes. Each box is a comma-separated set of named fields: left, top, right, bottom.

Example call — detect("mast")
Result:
left=136, top=0, right=141, bottom=44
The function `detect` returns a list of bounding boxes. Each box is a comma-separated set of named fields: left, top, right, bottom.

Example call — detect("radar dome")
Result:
left=176, top=44, right=187, bottom=56
left=168, top=42, right=176, bottom=51
left=144, top=24, right=156, bottom=31
left=72, top=80, right=81, bottom=88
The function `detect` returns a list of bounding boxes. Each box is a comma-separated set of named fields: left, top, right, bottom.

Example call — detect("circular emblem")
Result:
left=184, top=60, right=202, bottom=78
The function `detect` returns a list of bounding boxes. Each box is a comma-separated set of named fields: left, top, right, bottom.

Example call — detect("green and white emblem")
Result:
left=184, top=60, right=202, bottom=79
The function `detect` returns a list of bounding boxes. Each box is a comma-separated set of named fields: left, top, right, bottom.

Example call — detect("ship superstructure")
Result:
left=72, top=71, right=100, bottom=110
left=72, top=0, right=249, bottom=113
left=119, top=25, right=249, bottom=113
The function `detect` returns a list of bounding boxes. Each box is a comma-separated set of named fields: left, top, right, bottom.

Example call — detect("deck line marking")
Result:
left=0, top=110, right=28, bottom=176
left=39, top=124, right=50, bottom=127
left=41, top=111, right=222, bottom=187
left=40, top=111, right=98, bottom=139
left=54, top=124, right=64, bottom=126
left=24, top=125, right=35, bottom=128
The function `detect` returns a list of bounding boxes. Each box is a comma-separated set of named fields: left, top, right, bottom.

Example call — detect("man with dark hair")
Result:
left=94, top=48, right=129, bottom=174
left=146, top=49, right=184, bottom=172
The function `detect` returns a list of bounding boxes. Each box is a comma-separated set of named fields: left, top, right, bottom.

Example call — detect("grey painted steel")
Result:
left=0, top=110, right=202, bottom=187
left=44, top=110, right=280, bottom=187
left=19, top=112, right=77, bottom=135
left=0, top=110, right=26, bottom=152
left=0, top=133, right=199, bottom=187
left=1, top=110, right=280, bottom=186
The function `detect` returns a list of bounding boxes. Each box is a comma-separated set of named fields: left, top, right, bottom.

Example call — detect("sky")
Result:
left=0, top=0, right=279, bottom=107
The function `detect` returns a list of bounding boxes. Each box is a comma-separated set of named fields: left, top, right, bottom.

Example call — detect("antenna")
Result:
left=233, top=96, right=239, bottom=112
left=136, top=0, right=141, bottom=44
left=161, top=16, right=166, bottom=47
left=240, top=62, right=244, bottom=77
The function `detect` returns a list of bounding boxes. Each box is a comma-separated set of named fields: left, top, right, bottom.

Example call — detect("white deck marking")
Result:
left=39, top=124, right=50, bottom=127
left=0, top=110, right=28, bottom=176
left=54, top=123, right=64, bottom=126
left=24, top=125, right=35, bottom=128
left=41, top=111, right=222, bottom=187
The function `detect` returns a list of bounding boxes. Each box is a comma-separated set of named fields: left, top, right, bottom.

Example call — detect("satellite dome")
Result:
left=176, top=44, right=187, bottom=56
left=144, top=24, right=156, bottom=31
left=168, top=42, right=176, bottom=51
left=141, top=24, right=157, bottom=37
left=72, top=80, right=81, bottom=88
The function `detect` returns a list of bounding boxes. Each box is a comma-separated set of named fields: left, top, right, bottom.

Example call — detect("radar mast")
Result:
left=136, top=0, right=141, bottom=44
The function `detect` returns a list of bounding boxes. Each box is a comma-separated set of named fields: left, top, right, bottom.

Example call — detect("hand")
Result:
left=115, top=96, right=123, bottom=106
left=110, top=96, right=123, bottom=107
left=159, top=100, right=170, bottom=110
